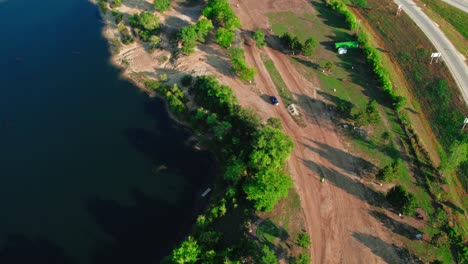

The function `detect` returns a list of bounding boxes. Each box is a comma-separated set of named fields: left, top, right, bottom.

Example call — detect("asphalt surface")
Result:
left=440, top=0, right=468, bottom=12
left=395, top=0, right=468, bottom=104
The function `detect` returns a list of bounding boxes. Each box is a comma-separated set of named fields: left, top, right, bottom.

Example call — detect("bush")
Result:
left=195, top=18, right=214, bottom=43
left=253, top=29, right=266, bottom=48
left=179, top=25, right=198, bottom=55
left=386, top=185, right=418, bottom=215
left=296, top=232, right=311, bottom=248
left=115, top=13, right=123, bottom=24
left=172, top=236, right=201, bottom=264
left=293, top=253, right=311, bottom=264
left=215, top=28, right=235, bottom=48
left=154, top=0, right=171, bottom=13
left=203, top=0, right=241, bottom=31
left=302, top=37, right=318, bottom=56
left=376, top=159, right=401, bottom=182
left=110, top=0, right=122, bottom=8
left=130, top=12, right=160, bottom=31
left=260, top=245, right=278, bottom=264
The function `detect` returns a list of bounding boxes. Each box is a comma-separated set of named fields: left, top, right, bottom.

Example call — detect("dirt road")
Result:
left=229, top=0, right=411, bottom=262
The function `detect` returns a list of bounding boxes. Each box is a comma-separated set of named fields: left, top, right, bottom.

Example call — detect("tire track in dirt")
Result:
left=231, top=0, right=405, bottom=263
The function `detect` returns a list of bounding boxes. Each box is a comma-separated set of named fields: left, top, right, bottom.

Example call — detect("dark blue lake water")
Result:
left=0, top=1, right=214, bottom=263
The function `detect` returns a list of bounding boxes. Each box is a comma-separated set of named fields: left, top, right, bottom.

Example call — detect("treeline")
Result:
left=143, top=75, right=297, bottom=263
left=280, top=33, right=318, bottom=56
left=178, top=0, right=256, bottom=81
left=325, top=0, right=467, bottom=261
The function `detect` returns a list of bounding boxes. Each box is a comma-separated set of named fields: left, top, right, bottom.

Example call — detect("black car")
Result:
left=270, top=96, right=279, bottom=105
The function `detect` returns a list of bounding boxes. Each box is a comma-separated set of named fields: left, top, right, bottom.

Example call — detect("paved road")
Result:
left=395, top=0, right=468, bottom=104
left=440, top=0, right=468, bottom=12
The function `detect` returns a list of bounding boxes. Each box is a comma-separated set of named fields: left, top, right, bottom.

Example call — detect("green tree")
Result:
left=148, top=35, right=161, bottom=50
left=376, top=159, right=401, bottom=183
left=239, top=67, right=256, bottom=81
left=244, top=169, right=292, bottom=212
left=253, top=29, right=266, bottom=48
left=224, top=158, right=247, bottom=182
left=280, top=32, right=293, bottom=49
left=260, top=245, right=278, bottom=264
left=195, top=18, right=214, bottom=43
left=365, top=99, right=380, bottom=124
left=289, top=36, right=303, bottom=54
left=180, top=25, right=198, bottom=55
left=386, top=185, right=418, bottom=215
left=302, top=37, right=318, bottom=56
left=296, top=232, right=311, bottom=248
left=154, top=0, right=171, bottom=12
left=181, top=75, right=193, bottom=87
left=320, top=60, right=334, bottom=72
left=110, top=0, right=122, bottom=8
left=172, top=236, right=201, bottom=264
left=216, top=28, right=235, bottom=48
left=432, top=232, right=449, bottom=247
left=130, top=12, right=160, bottom=31
left=293, top=253, right=311, bottom=264
left=213, top=121, right=232, bottom=141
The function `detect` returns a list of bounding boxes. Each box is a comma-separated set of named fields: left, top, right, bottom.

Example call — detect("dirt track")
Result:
left=229, top=0, right=410, bottom=262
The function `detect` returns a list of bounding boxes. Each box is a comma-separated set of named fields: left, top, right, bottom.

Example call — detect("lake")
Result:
left=0, top=0, right=214, bottom=263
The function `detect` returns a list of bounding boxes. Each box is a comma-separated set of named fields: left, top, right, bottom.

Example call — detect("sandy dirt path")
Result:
left=228, top=0, right=409, bottom=262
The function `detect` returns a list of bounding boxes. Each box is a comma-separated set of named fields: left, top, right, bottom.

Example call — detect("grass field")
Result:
left=420, top=0, right=468, bottom=39
left=257, top=188, right=306, bottom=260
left=351, top=0, right=468, bottom=239
left=266, top=1, right=459, bottom=261
left=416, top=2, right=468, bottom=58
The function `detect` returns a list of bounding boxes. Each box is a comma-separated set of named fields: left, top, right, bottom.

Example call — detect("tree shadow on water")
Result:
left=86, top=189, right=196, bottom=264
left=0, top=234, right=75, bottom=264
left=352, top=233, right=424, bottom=263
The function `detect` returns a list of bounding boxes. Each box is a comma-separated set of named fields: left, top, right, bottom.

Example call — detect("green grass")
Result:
left=261, top=55, right=294, bottom=106
left=420, top=0, right=468, bottom=39
left=257, top=188, right=306, bottom=259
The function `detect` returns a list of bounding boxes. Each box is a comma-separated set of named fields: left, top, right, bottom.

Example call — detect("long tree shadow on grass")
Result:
left=369, top=210, right=421, bottom=240
left=352, top=233, right=424, bottom=263
left=301, top=158, right=385, bottom=207
left=309, top=0, right=349, bottom=30
left=256, top=219, right=290, bottom=262
left=0, top=234, right=75, bottom=264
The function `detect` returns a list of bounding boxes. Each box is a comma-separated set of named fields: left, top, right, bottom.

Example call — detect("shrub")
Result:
left=172, top=236, right=201, bottom=264
left=215, top=28, right=235, bottom=48
left=253, top=29, right=266, bottom=48
left=293, top=253, right=311, bottom=264
left=115, top=13, right=123, bottom=24
left=296, top=232, right=311, bottom=248
left=302, top=37, right=318, bottom=56
left=386, top=185, right=418, bottom=215
left=154, top=0, right=171, bottom=13
left=260, top=245, right=278, bottom=264
left=179, top=25, right=198, bottom=55
left=376, top=159, right=401, bottom=182
left=110, top=0, right=122, bottom=8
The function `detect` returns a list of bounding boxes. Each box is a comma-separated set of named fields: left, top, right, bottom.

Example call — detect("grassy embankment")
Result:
left=266, top=0, right=465, bottom=261
left=351, top=0, right=468, bottom=235
left=416, top=0, right=468, bottom=58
